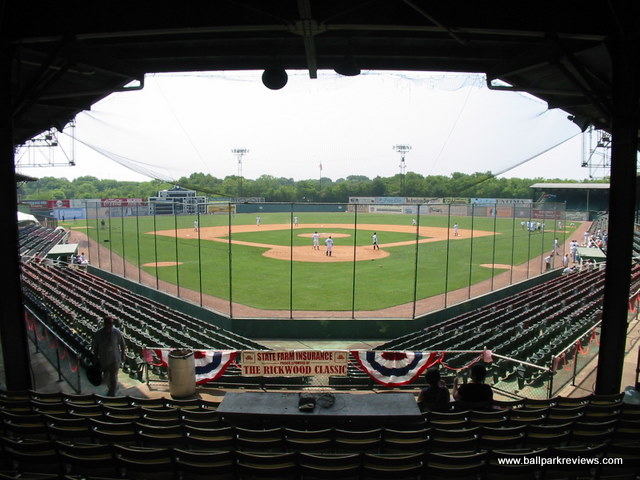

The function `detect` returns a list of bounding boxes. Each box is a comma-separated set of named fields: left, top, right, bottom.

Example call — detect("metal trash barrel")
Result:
left=168, top=349, right=196, bottom=398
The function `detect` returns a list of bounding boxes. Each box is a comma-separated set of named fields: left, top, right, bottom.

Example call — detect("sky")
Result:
left=15, top=70, right=600, bottom=184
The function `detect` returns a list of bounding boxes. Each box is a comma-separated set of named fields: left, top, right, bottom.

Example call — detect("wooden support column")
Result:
left=0, top=46, right=32, bottom=390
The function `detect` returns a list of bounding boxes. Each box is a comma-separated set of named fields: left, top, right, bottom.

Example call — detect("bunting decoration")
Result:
left=143, top=349, right=238, bottom=385
left=351, top=350, right=442, bottom=387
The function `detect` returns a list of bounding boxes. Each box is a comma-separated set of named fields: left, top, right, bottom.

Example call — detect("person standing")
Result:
left=293, top=216, right=298, bottom=227
left=453, top=223, right=459, bottom=237
left=92, top=316, right=126, bottom=396
left=372, top=232, right=380, bottom=250
left=256, top=216, right=261, bottom=226
left=544, top=253, right=553, bottom=271
left=325, top=236, right=334, bottom=256
left=312, top=231, right=320, bottom=250
left=193, top=219, right=199, bottom=232
left=570, top=239, right=578, bottom=263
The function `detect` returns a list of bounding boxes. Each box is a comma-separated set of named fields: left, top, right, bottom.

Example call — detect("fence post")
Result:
left=351, top=206, right=358, bottom=319
left=547, top=359, right=554, bottom=398
left=412, top=204, right=420, bottom=319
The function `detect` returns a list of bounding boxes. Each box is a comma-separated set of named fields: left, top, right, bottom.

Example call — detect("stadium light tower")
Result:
left=581, top=127, right=611, bottom=180
left=232, top=148, right=250, bottom=198
left=393, top=144, right=412, bottom=197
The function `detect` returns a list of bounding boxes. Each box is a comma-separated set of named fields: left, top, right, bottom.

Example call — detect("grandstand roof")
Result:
left=530, top=183, right=610, bottom=190
left=5, top=2, right=638, bottom=146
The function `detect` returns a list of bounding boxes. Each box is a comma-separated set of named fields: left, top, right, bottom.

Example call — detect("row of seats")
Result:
left=20, top=261, right=272, bottom=385
left=18, top=224, right=67, bottom=260
left=1, top=390, right=638, bottom=447
left=0, top=419, right=638, bottom=479
left=0, top=387, right=638, bottom=478
left=3, top=438, right=636, bottom=480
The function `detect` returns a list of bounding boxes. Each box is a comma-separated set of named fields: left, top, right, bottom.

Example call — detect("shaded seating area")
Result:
left=0, top=388, right=637, bottom=479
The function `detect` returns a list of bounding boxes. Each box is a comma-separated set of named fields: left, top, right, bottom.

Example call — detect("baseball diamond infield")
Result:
left=150, top=223, right=496, bottom=263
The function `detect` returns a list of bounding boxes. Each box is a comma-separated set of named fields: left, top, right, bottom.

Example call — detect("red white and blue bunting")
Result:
left=143, top=349, right=237, bottom=385
left=351, top=351, right=443, bottom=387
left=142, top=348, right=489, bottom=387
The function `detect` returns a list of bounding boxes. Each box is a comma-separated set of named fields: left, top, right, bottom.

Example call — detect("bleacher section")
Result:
left=20, top=262, right=268, bottom=385
left=18, top=224, right=68, bottom=262
left=374, top=266, right=640, bottom=396
left=0, top=389, right=637, bottom=479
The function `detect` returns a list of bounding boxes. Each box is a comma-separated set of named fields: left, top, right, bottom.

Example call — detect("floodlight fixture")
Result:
left=393, top=144, right=412, bottom=197
left=232, top=148, right=250, bottom=197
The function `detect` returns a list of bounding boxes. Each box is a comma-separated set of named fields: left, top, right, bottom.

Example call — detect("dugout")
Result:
left=576, top=246, right=607, bottom=266
left=45, top=243, right=78, bottom=264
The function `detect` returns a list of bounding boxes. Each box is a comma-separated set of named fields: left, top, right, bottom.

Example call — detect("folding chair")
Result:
left=1, top=436, right=61, bottom=476
left=284, top=427, right=333, bottom=453
left=424, top=451, right=487, bottom=480
left=235, top=451, right=298, bottom=479
left=236, top=426, right=285, bottom=452
left=113, top=444, right=175, bottom=480
left=56, top=440, right=118, bottom=478
left=136, top=422, right=186, bottom=448
left=361, top=452, right=423, bottom=479
left=298, top=452, right=362, bottom=479
left=333, top=428, right=381, bottom=454
left=173, top=448, right=235, bottom=480
left=184, top=424, right=235, bottom=450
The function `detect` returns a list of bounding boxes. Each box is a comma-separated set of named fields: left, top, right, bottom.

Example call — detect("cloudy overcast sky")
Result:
left=16, top=70, right=594, bottom=183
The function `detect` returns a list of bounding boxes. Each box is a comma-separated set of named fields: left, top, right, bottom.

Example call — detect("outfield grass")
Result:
left=74, top=211, right=579, bottom=311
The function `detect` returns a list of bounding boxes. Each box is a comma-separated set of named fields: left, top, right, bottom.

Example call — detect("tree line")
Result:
left=18, top=171, right=598, bottom=203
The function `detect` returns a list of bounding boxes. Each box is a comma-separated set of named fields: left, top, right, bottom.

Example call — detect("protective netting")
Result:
left=32, top=70, right=582, bottom=184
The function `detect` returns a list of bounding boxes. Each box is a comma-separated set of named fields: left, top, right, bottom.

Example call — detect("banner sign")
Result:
left=241, top=350, right=349, bottom=377
left=101, top=198, right=146, bottom=207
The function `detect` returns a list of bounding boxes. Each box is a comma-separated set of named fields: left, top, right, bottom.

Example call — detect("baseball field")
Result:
left=75, top=209, right=579, bottom=313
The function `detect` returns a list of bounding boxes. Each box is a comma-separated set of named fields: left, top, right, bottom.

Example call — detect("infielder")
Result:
left=325, top=236, right=334, bottom=256
left=372, top=232, right=379, bottom=250
left=312, top=231, right=320, bottom=250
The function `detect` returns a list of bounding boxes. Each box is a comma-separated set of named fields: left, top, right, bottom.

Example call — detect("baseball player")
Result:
left=372, top=232, right=379, bottom=250
left=312, top=231, right=320, bottom=250
left=325, top=236, right=334, bottom=256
